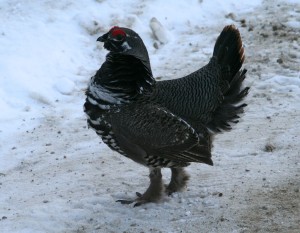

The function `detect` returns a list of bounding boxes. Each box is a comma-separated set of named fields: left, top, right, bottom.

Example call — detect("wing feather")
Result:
left=110, top=104, right=212, bottom=165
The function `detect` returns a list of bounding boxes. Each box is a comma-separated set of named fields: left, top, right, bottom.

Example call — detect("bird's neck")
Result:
left=86, top=53, right=155, bottom=110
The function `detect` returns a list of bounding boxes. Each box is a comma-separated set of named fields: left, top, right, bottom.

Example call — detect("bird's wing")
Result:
left=110, top=104, right=212, bottom=165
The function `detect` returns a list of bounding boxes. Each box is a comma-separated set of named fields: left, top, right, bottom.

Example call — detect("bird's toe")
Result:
left=116, top=199, right=135, bottom=205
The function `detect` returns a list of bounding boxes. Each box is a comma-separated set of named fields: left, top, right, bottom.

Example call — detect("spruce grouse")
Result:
left=84, top=25, right=249, bottom=206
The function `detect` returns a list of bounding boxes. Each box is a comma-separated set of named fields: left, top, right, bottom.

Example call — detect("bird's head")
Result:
left=97, top=26, right=151, bottom=69
left=97, top=26, right=131, bottom=52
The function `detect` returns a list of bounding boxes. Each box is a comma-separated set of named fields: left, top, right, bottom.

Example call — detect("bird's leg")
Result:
left=135, top=167, right=164, bottom=206
left=117, top=167, right=164, bottom=207
left=165, top=167, right=190, bottom=195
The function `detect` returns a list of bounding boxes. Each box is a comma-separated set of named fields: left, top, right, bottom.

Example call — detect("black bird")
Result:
left=84, top=25, right=249, bottom=206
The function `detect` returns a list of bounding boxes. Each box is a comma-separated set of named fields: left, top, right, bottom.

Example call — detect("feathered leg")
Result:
left=117, top=167, right=164, bottom=207
left=165, top=168, right=190, bottom=195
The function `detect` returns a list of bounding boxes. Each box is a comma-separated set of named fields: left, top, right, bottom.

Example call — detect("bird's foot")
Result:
left=117, top=168, right=164, bottom=207
left=116, top=192, right=148, bottom=207
left=117, top=190, right=163, bottom=207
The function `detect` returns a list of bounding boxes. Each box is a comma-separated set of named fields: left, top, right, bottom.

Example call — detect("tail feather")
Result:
left=208, top=69, right=249, bottom=132
left=213, top=25, right=245, bottom=84
left=208, top=26, right=249, bottom=133
left=224, top=69, right=249, bottom=103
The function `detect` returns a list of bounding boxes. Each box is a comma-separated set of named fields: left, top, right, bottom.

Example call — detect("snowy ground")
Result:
left=0, top=0, right=299, bottom=232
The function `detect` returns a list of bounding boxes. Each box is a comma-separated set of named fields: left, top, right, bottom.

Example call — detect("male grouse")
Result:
left=84, top=25, right=249, bottom=206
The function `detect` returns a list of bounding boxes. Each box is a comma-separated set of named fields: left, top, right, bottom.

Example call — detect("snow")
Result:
left=0, top=0, right=299, bottom=232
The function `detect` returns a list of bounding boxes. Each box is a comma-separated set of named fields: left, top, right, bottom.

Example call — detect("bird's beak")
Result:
left=97, top=32, right=108, bottom=42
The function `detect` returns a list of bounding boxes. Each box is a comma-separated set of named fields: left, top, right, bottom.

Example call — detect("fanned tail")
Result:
left=213, top=25, right=245, bottom=83
left=208, top=25, right=249, bottom=132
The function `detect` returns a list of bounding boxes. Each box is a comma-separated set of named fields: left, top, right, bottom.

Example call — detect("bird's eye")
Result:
left=115, top=33, right=124, bottom=40
left=111, top=27, right=126, bottom=41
